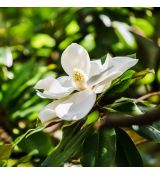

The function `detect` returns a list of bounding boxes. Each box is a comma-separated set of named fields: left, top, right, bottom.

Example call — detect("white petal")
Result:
left=39, top=108, right=57, bottom=123
left=61, top=43, right=91, bottom=76
left=55, top=89, right=96, bottom=121
left=57, top=76, right=73, bottom=87
left=39, top=99, right=64, bottom=123
left=102, top=53, right=112, bottom=71
left=94, top=80, right=111, bottom=94
left=34, top=76, right=53, bottom=90
left=88, top=57, right=138, bottom=87
left=104, top=56, right=138, bottom=75
left=88, top=71, right=121, bottom=88
left=89, top=60, right=103, bottom=77
left=34, top=76, right=74, bottom=99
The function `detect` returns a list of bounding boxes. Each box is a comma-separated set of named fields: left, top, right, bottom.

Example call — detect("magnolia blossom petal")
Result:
left=88, top=57, right=138, bottom=87
left=89, top=60, right=103, bottom=78
left=39, top=89, right=96, bottom=123
left=88, top=71, right=121, bottom=88
left=61, top=43, right=91, bottom=76
left=93, top=80, right=111, bottom=94
left=34, top=76, right=53, bottom=90
left=104, top=56, right=138, bottom=75
left=57, top=76, right=73, bottom=87
left=38, top=99, right=65, bottom=123
left=34, top=76, right=74, bottom=99
left=55, top=89, right=96, bottom=121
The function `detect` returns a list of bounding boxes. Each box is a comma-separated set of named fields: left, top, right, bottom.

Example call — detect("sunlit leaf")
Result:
left=0, top=144, right=12, bottom=161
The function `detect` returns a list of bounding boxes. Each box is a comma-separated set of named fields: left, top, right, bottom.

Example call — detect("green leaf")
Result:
left=25, top=126, right=46, bottom=138
left=42, top=122, right=92, bottom=167
left=81, top=128, right=116, bottom=167
left=97, top=70, right=135, bottom=102
left=31, top=33, right=56, bottom=49
left=108, top=70, right=135, bottom=94
left=131, top=18, right=154, bottom=37
left=80, top=129, right=98, bottom=167
left=0, top=144, right=12, bottom=161
left=13, top=129, right=34, bottom=146
left=18, top=132, right=53, bottom=156
left=133, top=126, right=160, bottom=142
left=2, top=60, right=36, bottom=105
left=106, top=97, right=142, bottom=115
left=115, top=128, right=143, bottom=167
left=133, top=69, right=155, bottom=79
left=13, top=125, right=45, bottom=146
left=127, top=53, right=136, bottom=59
left=84, top=110, right=99, bottom=126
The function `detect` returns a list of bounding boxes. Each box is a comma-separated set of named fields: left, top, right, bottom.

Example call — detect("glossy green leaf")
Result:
left=133, top=126, right=160, bottom=142
left=106, top=97, right=142, bottom=115
left=108, top=70, right=135, bottom=94
left=85, top=110, right=99, bottom=126
left=81, top=128, right=116, bottom=167
left=115, top=128, right=143, bottom=167
left=42, top=122, right=92, bottom=167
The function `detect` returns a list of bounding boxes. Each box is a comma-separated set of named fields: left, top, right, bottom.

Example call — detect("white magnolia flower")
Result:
left=35, top=43, right=138, bottom=123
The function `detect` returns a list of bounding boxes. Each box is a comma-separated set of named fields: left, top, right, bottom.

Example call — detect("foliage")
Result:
left=0, top=7, right=160, bottom=167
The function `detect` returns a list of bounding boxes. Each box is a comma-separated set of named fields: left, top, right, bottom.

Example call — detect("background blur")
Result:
left=0, top=7, right=160, bottom=166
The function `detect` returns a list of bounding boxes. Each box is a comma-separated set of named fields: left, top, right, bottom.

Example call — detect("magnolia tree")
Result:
left=0, top=43, right=160, bottom=167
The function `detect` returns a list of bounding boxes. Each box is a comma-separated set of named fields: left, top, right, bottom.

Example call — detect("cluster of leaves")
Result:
left=0, top=7, right=160, bottom=167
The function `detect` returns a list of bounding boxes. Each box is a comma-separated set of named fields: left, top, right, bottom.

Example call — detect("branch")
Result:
left=136, top=91, right=160, bottom=102
left=95, top=107, right=160, bottom=128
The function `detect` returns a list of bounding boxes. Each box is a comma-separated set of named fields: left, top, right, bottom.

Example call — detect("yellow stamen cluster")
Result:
left=72, top=68, right=87, bottom=90
left=72, top=68, right=86, bottom=82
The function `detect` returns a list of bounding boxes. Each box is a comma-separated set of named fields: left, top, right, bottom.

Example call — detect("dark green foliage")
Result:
left=81, top=128, right=116, bottom=167
left=115, top=128, right=143, bottom=167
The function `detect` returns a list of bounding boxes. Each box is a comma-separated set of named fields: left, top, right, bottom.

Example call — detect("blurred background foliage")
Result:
left=0, top=7, right=160, bottom=167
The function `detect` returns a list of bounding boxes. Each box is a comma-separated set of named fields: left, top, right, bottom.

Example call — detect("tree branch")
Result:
left=95, top=107, right=160, bottom=128
left=135, top=91, right=160, bottom=102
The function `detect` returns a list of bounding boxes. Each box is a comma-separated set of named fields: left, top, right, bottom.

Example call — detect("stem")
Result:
left=95, top=107, right=160, bottom=128
left=135, top=91, right=160, bottom=102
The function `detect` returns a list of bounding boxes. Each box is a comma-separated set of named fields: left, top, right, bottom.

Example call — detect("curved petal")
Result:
left=93, top=80, right=111, bottom=94
left=38, top=99, right=65, bottom=123
left=61, top=43, right=91, bottom=76
left=88, top=71, right=121, bottom=88
left=57, top=76, right=73, bottom=87
left=103, top=56, right=138, bottom=75
left=34, top=76, right=74, bottom=99
left=88, top=57, right=138, bottom=87
left=55, top=89, right=96, bottom=121
left=89, top=60, right=103, bottom=78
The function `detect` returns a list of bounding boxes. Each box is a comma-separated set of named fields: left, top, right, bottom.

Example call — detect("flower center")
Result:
left=72, top=68, right=88, bottom=91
